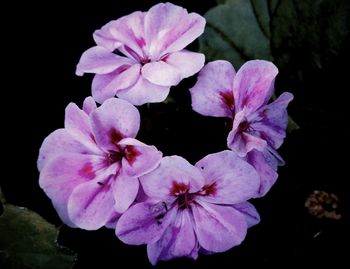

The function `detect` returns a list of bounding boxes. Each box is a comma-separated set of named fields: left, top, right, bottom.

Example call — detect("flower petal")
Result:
left=92, top=64, right=141, bottom=104
left=112, top=175, right=139, bottom=213
left=116, top=202, right=177, bottom=245
left=190, top=60, right=236, bottom=118
left=76, top=46, right=134, bottom=76
left=233, top=60, right=278, bottom=113
left=147, top=209, right=197, bottom=265
left=39, top=153, right=104, bottom=227
left=195, top=150, right=259, bottom=204
left=82, top=97, right=97, bottom=115
left=246, top=150, right=278, bottom=197
left=251, top=92, right=294, bottom=149
left=118, top=138, right=162, bottom=177
left=90, top=98, right=140, bottom=151
left=141, top=61, right=181, bottom=86
left=233, top=202, right=260, bottom=228
left=37, top=129, right=100, bottom=171
left=192, top=202, right=247, bottom=252
left=67, top=175, right=116, bottom=230
left=64, top=102, right=90, bottom=136
left=140, top=156, right=205, bottom=201
left=144, top=3, right=205, bottom=58
left=94, top=11, right=146, bottom=60
left=165, top=50, right=205, bottom=79
left=117, top=75, right=170, bottom=106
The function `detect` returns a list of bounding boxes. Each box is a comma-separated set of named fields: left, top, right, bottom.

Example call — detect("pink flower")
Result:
left=190, top=60, right=293, bottom=196
left=115, top=151, right=260, bottom=264
left=38, top=97, right=162, bottom=230
left=76, top=2, right=206, bottom=106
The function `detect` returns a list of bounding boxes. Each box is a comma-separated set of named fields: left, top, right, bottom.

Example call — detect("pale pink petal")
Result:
left=67, top=175, right=116, bottom=230
left=140, top=156, right=205, bottom=201
left=92, top=64, right=141, bottom=104
left=190, top=60, right=235, bottom=118
left=233, top=60, right=278, bottom=113
left=116, top=202, right=177, bottom=245
left=39, top=153, right=105, bottom=227
left=195, top=150, right=259, bottom=204
left=76, top=46, right=134, bottom=76
left=82, top=97, right=97, bottom=115
left=246, top=150, right=278, bottom=197
left=112, top=175, right=139, bottom=213
left=192, top=202, right=247, bottom=252
left=104, top=212, right=121, bottom=229
left=117, top=75, right=170, bottom=106
left=90, top=98, right=140, bottom=151
left=64, top=102, right=90, bottom=137
left=141, top=61, right=181, bottom=86
left=93, top=20, right=123, bottom=51
left=144, top=3, right=205, bottom=58
left=118, top=138, right=162, bottom=177
left=147, top=209, right=197, bottom=265
left=251, top=92, right=294, bottom=148
left=37, top=129, right=100, bottom=171
left=164, top=50, right=205, bottom=79
left=233, top=202, right=260, bottom=228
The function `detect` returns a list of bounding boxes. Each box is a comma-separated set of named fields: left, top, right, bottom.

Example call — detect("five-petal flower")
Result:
left=38, top=97, right=162, bottom=230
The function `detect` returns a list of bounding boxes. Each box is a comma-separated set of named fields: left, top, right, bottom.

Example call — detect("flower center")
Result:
left=239, top=120, right=250, bottom=132
left=107, top=145, right=140, bottom=165
left=140, top=58, right=150, bottom=65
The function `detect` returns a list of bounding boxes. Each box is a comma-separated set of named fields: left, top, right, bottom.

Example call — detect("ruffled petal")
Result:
left=90, top=98, right=140, bottom=151
left=141, top=61, right=181, bottom=86
left=76, top=46, right=134, bottom=76
left=82, top=97, right=97, bottom=115
left=190, top=60, right=236, bottom=118
left=192, top=202, right=247, bottom=252
left=140, top=156, right=205, bottom=201
left=233, top=202, right=260, bottom=228
left=116, top=202, right=177, bottom=245
left=195, top=150, right=259, bottom=204
left=117, top=75, right=170, bottom=106
left=233, top=60, right=278, bottom=113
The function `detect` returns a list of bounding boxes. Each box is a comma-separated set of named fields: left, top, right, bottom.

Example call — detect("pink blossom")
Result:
left=115, top=151, right=260, bottom=264
left=76, top=2, right=206, bottom=106
left=38, top=97, right=162, bottom=230
left=190, top=60, right=293, bottom=196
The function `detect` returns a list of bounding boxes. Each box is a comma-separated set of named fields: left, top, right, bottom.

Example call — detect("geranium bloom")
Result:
left=190, top=60, right=293, bottom=196
left=38, top=97, right=162, bottom=230
left=76, top=2, right=206, bottom=106
left=116, top=151, right=260, bottom=264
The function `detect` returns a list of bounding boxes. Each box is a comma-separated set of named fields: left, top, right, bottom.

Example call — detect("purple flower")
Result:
left=115, top=151, right=260, bottom=264
left=190, top=60, right=293, bottom=196
left=76, top=2, right=206, bottom=106
left=38, top=97, right=162, bottom=230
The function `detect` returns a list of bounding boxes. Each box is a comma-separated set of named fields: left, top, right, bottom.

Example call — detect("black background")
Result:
left=3, top=0, right=350, bottom=268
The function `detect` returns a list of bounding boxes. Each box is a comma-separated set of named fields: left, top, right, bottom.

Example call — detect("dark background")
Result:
left=3, top=0, right=349, bottom=268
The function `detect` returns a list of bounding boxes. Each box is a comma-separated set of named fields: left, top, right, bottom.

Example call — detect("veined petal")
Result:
left=82, top=97, right=97, bottom=115
left=195, top=150, right=259, bottom=204
left=140, top=156, right=205, bottom=201
left=190, top=60, right=236, bottom=118
left=92, top=64, right=141, bottom=104
left=112, top=175, right=139, bottom=213
left=116, top=202, right=177, bottom=245
left=233, top=60, right=278, bottom=113
left=147, top=209, right=197, bottom=265
left=233, top=202, right=260, bottom=228
left=142, top=61, right=181, bottom=86
left=192, top=202, right=247, bottom=252
left=76, top=46, right=134, bottom=76
left=118, top=138, right=162, bottom=178
left=90, top=98, right=140, bottom=151
left=117, top=75, right=170, bottom=106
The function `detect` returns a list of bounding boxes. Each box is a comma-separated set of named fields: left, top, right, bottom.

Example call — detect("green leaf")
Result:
left=199, top=0, right=273, bottom=68
left=271, top=0, right=350, bottom=74
left=0, top=190, right=76, bottom=269
left=287, top=115, right=300, bottom=133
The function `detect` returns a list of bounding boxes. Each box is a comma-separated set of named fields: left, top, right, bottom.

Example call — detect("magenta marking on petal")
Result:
left=78, top=163, right=96, bottom=180
left=170, top=182, right=189, bottom=195
left=201, top=182, right=217, bottom=196
left=219, top=91, right=234, bottom=111
left=89, top=133, right=97, bottom=144
left=124, top=145, right=141, bottom=165
left=110, top=128, right=125, bottom=145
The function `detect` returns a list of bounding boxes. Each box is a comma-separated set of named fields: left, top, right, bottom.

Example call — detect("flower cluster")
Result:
left=38, top=2, right=293, bottom=265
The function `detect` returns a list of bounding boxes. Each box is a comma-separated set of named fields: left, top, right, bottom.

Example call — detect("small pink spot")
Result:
left=202, top=182, right=217, bottom=196
left=89, top=133, right=97, bottom=144
left=110, top=128, right=124, bottom=145
left=170, top=182, right=189, bottom=195
left=219, top=91, right=234, bottom=111
left=78, top=163, right=95, bottom=180
left=124, top=145, right=140, bottom=165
